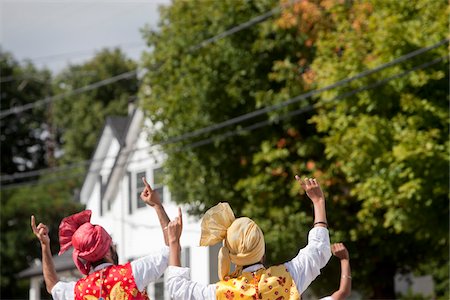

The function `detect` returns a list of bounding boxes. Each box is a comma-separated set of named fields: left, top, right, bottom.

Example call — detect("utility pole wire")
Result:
left=0, top=70, right=137, bottom=118
left=141, top=39, right=449, bottom=145
left=1, top=42, right=446, bottom=182
left=2, top=55, right=445, bottom=189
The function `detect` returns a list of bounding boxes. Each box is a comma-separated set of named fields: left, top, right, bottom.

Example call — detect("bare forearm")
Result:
left=331, top=259, right=351, bottom=300
left=339, top=259, right=351, bottom=294
left=41, top=244, right=58, bottom=294
left=313, top=199, right=327, bottom=227
left=169, top=242, right=181, bottom=267
left=154, top=204, right=170, bottom=246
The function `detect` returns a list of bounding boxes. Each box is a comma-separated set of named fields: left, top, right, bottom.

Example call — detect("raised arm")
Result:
left=167, top=207, right=182, bottom=267
left=31, top=216, right=58, bottom=294
left=165, top=208, right=217, bottom=299
left=295, top=176, right=327, bottom=228
left=284, top=176, right=331, bottom=294
left=140, top=177, right=170, bottom=245
left=330, top=243, right=352, bottom=300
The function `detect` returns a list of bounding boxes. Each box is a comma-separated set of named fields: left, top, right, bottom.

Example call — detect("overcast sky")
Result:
left=0, top=0, right=170, bottom=72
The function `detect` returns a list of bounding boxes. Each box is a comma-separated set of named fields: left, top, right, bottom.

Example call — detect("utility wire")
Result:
left=138, top=39, right=449, bottom=146
left=1, top=44, right=446, bottom=183
left=2, top=55, right=445, bottom=190
left=0, top=70, right=137, bottom=118
left=0, top=1, right=296, bottom=118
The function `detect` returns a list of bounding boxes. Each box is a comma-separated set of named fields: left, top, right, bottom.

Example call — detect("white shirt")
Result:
left=51, top=246, right=169, bottom=300
left=166, top=227, right=331, bottom=300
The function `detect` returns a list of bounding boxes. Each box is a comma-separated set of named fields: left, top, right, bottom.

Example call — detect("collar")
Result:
left=92, top=263, right=113, bottom=273
left=243, top=263, right=264, bottom=273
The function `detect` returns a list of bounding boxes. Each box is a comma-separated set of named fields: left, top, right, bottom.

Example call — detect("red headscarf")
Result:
left=58, top=210, right=112, bottom=275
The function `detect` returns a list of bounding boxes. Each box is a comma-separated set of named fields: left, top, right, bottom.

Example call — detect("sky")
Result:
left=0, top=0, right=170, bottom=73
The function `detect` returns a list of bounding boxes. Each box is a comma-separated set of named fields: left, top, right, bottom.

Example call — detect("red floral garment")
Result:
left=216, top=265, right=300, bottom=300
left=74, top=263, right=150, bottom=300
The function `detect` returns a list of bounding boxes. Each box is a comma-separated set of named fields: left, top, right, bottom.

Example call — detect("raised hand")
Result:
left=167, top=208, right=183, bottom=246
left=140, top=177, right=162, bottom=207
left=332, top=243, right=349, bottom=260
left=31, top=215, right=50, bottom=246
left=295, top=175, right=325, bottom=204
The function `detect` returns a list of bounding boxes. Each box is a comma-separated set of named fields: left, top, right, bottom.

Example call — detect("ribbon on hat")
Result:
left=199, top=203, right=265, bottom=280
left=58, top=210, right=92, bottom=255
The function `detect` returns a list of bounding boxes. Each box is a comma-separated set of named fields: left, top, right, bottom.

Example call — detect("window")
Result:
left=128, top=172, right=133, bottom=214
left=136, top=171, right=147, bottom=209
left=153, top=167, right=164, bottom=203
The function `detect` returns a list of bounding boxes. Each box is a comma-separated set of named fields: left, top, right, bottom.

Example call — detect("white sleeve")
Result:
left=166, top=266, right=216, bottom=300
left=284, top=227, right=331, bottom=294
left=131, top=246, right=169, bottom=292
left=51, top=281, right=76, bottom=300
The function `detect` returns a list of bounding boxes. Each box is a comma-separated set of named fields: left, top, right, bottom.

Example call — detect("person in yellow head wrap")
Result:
left=166, top=176, right=331, bottom=300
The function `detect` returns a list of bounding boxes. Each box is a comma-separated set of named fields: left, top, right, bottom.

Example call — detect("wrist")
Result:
left=312, top=198, right=325, bottom=204
left=313, top=221, right=328, bottom=228
left=41, top=242, right=51, bottom=250
left=169, top=240, right=180, bottom=248
left=152, top=203, right=163, bottom=209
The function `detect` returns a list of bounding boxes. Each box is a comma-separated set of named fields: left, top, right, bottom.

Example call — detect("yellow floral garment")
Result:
left=216, top=265, right=300, bottom=300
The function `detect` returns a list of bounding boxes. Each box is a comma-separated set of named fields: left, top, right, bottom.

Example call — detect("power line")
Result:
left=188, top=4, right=285, bottom=52
left=0, top=1, right=294, bottom=117
left=0, top=70, right=137, bottom=118
left=2, top=55, right=445, bottom=189
left=143, top=39, right=449, bottom=146
left=1, top=43, right=446, bottom=183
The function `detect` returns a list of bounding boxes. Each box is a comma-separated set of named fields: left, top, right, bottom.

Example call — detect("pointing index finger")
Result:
left=178, top=207, right=183, bottom=226
left=31, top=215, right=38, bottom=233
left=142, top=177, right=152, bottom=191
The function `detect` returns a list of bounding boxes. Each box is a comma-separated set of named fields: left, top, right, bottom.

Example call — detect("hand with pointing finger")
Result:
left=31, top=215, right=50, bottom=246
left=140, top=177, right=162, bottom=207
left=167, top=208, right=183, bottom=246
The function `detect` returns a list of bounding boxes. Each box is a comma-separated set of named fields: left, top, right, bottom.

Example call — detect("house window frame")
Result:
left=135, top=171, right=147, bottom=209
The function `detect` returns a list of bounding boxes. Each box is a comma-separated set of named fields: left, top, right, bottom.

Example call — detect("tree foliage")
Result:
left=52, top=48, right=138, bottom=163
left=0, top=50, right=52, bottom=175
left=141, top=0, right=448, bottom=298
left=302, top=0, right=448, bottom=298
left=0, top=179, right=83, bottom=299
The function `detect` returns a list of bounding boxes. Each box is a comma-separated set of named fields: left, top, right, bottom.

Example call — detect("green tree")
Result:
left=53, top=48, right=138, bottom=163
left=0, top=179, right=83, bottom=299
left=303, top=0, right=448, bottom=298
left=141, top=0, right=448, bottom=298
left=0, top=50, right=52, bottom=176
left=140, top=0, right=321, bottom=213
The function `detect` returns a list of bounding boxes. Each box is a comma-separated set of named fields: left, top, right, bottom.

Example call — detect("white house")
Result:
left=78, top=107, right=220, bottom=299
left=19, top=107, right=220, bottom=300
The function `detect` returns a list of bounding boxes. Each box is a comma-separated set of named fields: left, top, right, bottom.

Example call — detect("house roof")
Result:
left=17, top=249, right=78, bottom=279
left=79, top=113, right=134, bottom=204
left=106, top=116, right=129, bottom=146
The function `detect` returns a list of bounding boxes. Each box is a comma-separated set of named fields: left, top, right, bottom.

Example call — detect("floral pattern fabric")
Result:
left=216, top=265, right=300, bottom=300
left=74, top=263, right=150, bottom=300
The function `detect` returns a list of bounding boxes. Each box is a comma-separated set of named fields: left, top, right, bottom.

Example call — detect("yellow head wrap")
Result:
left=200, top=202, right=265, bottom=280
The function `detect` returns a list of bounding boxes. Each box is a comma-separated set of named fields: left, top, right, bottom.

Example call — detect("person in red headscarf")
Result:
left=31, top=178, right=169, bottom=300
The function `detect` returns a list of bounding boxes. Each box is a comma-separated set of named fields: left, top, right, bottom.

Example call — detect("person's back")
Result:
left=32, top=177, right=171, bottom=300
left=75, top=263, right=149, bottom=300
left=216, top=264, right=300, bottom=300
left=165, top=176, right=331, bottom=300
